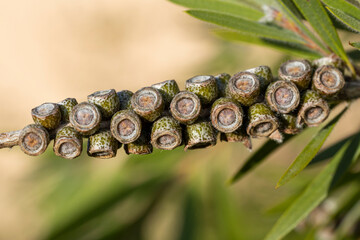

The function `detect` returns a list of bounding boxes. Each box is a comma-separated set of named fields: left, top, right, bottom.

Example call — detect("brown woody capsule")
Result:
left=247, top=103, right=279, bottom=138
left=215, top=73, right=231, bottom=97
left=227, top=72, right=261, bottom=106
left=280, top=114, right=302, bottom=135
left=312, top=65, right=345, bottom=97
left=184, top=120, right=216, bottom=151
left=312, top=54, right=345, bottom=72
left=31, top=103, right=61, bottom=130
left=245, top=65, right=273, bottom=90
left=210, top=98, right=244, bottom=133
left=70, top=102, right=101, bottom=136
left=278, top=60, right=312, bottom=90
left=117, top=90, right=133, bottom=110
left=58, top=98, right=78, bottom=122
left=265, top=80, right=300, bottom=114
left=18, top=124, right=49, bottom=156
left=151, top=116, right=182, bottom=150
left=110, top=110, right=142, bottom=144
left=131, top=87, right=164, bottom=122
left=53, top=126, right=82, bottom=159
left=87, top=130, right=119, bottom=159
left=151, top=80, right=180, bottom=107
left=220, top=129, right=252, bottom=151
left=124, top=127, right=152, bottom=155
left=170, top=91, right=201, bottom=125
left=185, top=75, right=218, bottom=105
left=297, top=90, right=330, bottom=127
left=88, top=89, right=120, bottom=119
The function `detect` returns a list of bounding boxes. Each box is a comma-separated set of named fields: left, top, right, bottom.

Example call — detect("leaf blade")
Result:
left=327, top=7, right=360, bottom=33
left=350, top=41, right=360, bottom=50
left=322, top=0, right=360, bottom=19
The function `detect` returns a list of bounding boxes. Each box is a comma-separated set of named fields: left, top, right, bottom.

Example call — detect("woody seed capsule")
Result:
left=58, top=98, right=78, bottom=122
left=31, top=103, right=61, bottom=130
left=151, top=80, right=180, bottom=107
left=124, top=128, right=152, bottom=155
left=53, top=126, right=82, bottom=159
left=227, top=72, right=261, bottom=106
left=184, top=120, right=216, bottom=151
left=215, top=73, right=231, bottom=97
left=170, top=91, right=201, bottom=125
left=265, top=80, right=300, bottom=114
left=18, top=124, right=50, bottom=156
left=297, top=90, right=330, bottom=127
left=117, top=90, right=133, bottom=110
left=131, top=87, right=164, bottom=122
left=220, top=129, right=252, bottom=151
left=88, top=89, right=120, bottom=119
left=110, top=110, right=142, bottom=144
left=151, top=116, right=182, bottom=150
left=210, top=98, right=244, bottom=133
left=279, top=60, right=312, bottom=90
left=279, top=114, right=302, bottom=135
left=185, top=75, right=218, bottom=105
left=87, top=130, right=119, bottom=159
left=247, top=103, right=279, bottom=138
left=312, top=65, right=345, bottom=97
left=70, top=102, right=101, bottom=136
left=245, top=65, right=273, bottom=90
left=312, top=54, right=345, bottom=72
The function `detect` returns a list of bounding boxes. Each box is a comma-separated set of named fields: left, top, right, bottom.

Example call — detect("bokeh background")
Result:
left=0, top=1, right=359, bottom=239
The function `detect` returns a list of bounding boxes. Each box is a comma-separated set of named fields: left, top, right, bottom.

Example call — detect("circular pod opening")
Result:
left=176, top=98, right=195, bottom=116
left=70, top=102, right=101, bottom=134
left=155, top=133, right=178, bottom=149
left=58, top=141, right=79, bottom=159
left=90, top=89, right=113, bottom=97
left=34, top=103, right=56, bottom=116
left=188, top=75, right=213, bottom=83
left=314, top=66, right=345, bottom=95
left=211, top=100, right=243, bottom=133
left=22, top=132, right=43, bottom=152
left=170, top=92, right=201, bottom=124
left=304, top=106, right=328, bottom=125
left=250, top=120, right=277, bottom=137
left=19, top=125, right=49, bottom=156
left=266, top=81, right=300, bottom=113
left=218, top=108, right=236, bottom=126
left=284, top=61, right=306, bottom=77
left=320, top=71, right=340, bottom=88
left=110, top=110, right=141, bottom=144
left=235, top=74, right=256, bottom=93
left=275, top=87, right=294, bottom=106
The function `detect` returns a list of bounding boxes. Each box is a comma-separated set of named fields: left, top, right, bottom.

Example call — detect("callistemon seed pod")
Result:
left=312, top=54, right=345, bottom=72
left=151, top=116, right=182, bottom=150
left=215, top=73, right=231, bottom=97
left=278, top=60, right=312, bottom=90
left=210, top=98, right=244, bottom=133
left=245, top=65, right=273, bottom=90
left=227, top=72, right=261, bottom=106
left=31, top=103, right=61, bottom=130
left=265, top=80, right=300, bottom=114
left=70, top=102, right=101, bottom=136
left=247, top=103, right=279, bottom=138
left=279, top=114, right=302, bottom=135
left=312, top=65, right=345, bottom=97
left=53, top=126, right=82, bottom=159
left=151, top=80, right=180, bottom=107
left=18, top=124, right=49, bottom=156
left=124, top=129, right=153, bottom=155
left=117, top=90, right=133, bottom=110
left=185, top=75, right=218, bottom=105
left=184, top=120, right=216, bottom=151
left=110, top=110, right=142, bottom=144
left=88, top=89, right=120, bottom=119
left=220, top=129, right=252, bottom=151
left=297, top=90, right=330, bottom=127
left=170, top=91, right=201, bottom=125
left=58, top=98, right=78, bottom=122
left=87, top=130, right=119, bottom=159
left=131, top=87, right=164, bottom=122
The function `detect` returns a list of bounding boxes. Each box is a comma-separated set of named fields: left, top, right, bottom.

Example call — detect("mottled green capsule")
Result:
left=131, top=87, right=164, bottom=122
left=279, top=114, right=302, bottom=135
left=110, top=110, right=142, bottom=144
left=184, top=120, right=216, bottom=151
left=53, top=126, right=82, bottom=159
left=170, top=91, right=201, bottom=125
left=297, top=90, right=330, bottom=127
left=227, top=72, right=261, bottom=106
left=87, top=130, right=119, bottom=159
left=151, top=116, right=182, bottom=150
left=245, top=65, right=273, bottom=90
left=18, top=124, right=50, bottom=156
left=247, top=103, right=280, bottom=139
left=215, top=73, right=231, bottom=97
left=278, top=60, right=312, bottom=90
left=220, top=129, right=252, bottom=151
left=117, top=90, right=133, bottom=110
left=58, top=98, right=78, bottom=122
left=124, top=130, right=153, bottom=155
left=312, top=65, right=345, bottom=97
left=210, top=98, right=244, bottom=133
left=31, top=103, right=61, bottom=130
left=151, top=80, right=180, bottom=107
left=88, top=89, right=120, bottom=119
left=70, top=102, right=101, bottom=136
left=312, top=54, right=345, bottom=72
left=185, top=75, right=218, bottom=105
left=265, top=80, right=300, bottom=114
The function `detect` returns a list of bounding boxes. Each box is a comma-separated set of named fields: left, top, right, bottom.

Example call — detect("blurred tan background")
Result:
left=0, top=1, right=359, bottom=239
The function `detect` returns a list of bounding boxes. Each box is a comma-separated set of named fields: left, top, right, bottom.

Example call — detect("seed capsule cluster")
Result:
left=0, top=56, right=355, bottom=159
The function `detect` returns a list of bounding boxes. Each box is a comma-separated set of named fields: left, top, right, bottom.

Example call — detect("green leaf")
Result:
left=292, top=0, right=353, bottom=72
left=350, top=41, right=360, bottom=50
left=214, top=30, right=322, bottom=59
left=322, top=0, right=360, bottom=19
left=228, top=134, right=295, bottom=184
left=186, top=10, right=305, bottom=44
left=337, top=200, right=360, bottom=238
left=327, top=7, right=360, bottom=33
left=169, top=0, right=263, bottom=21
left=276, top=107, right=348, bottom=188
left=265, top=134, right=360, bottom=240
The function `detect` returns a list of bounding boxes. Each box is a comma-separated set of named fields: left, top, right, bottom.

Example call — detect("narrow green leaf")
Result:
left=292, top=0, right=353, bottom=72
left=186, top=10, right=305, bottom=44
left=276, top=107, right=348, bottom=188
left=337, top=200, right=360, bottom=238
left=169, top=0, right=263, bottom=21
left=322, top=0, right=360, bottom=19
left=327, top=7, right=360, bottom=33
left=350, top=41, right=360, bottom=50
left=214, top=30, right=322, bottom=59
left=265, top=134, right=360, bottom=240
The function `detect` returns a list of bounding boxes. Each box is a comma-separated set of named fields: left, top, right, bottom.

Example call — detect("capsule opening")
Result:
left=285, top=61, right=306, bottom=77
left=176, top=98, right=195, bottom=116
left=253, top=122, right=273, bottom=136
left=305, top=106, right=326, bottom=124
left=74, top=107, right=95, bottom=126
left=91, top=89, right=112, bottom=97
left=189, top=75, right=211, bottom=83
left=59, top=142, right=78, bottom=158
left=274, top=87, right=295, bottom=108
left=118, top=119, right=136, bottom=137
left=320, top=71, right=340, bottom=89
left=22, top=132, right=42, bottom=152
left=156, top=134, right=177, bottom=148
left=137, top=92, right=157, bottom=109
left=35, top=103, right=55, bottom=116
left=235, top=75, right=255, bottom=93
left=218, top=108, right=236, bottom=126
